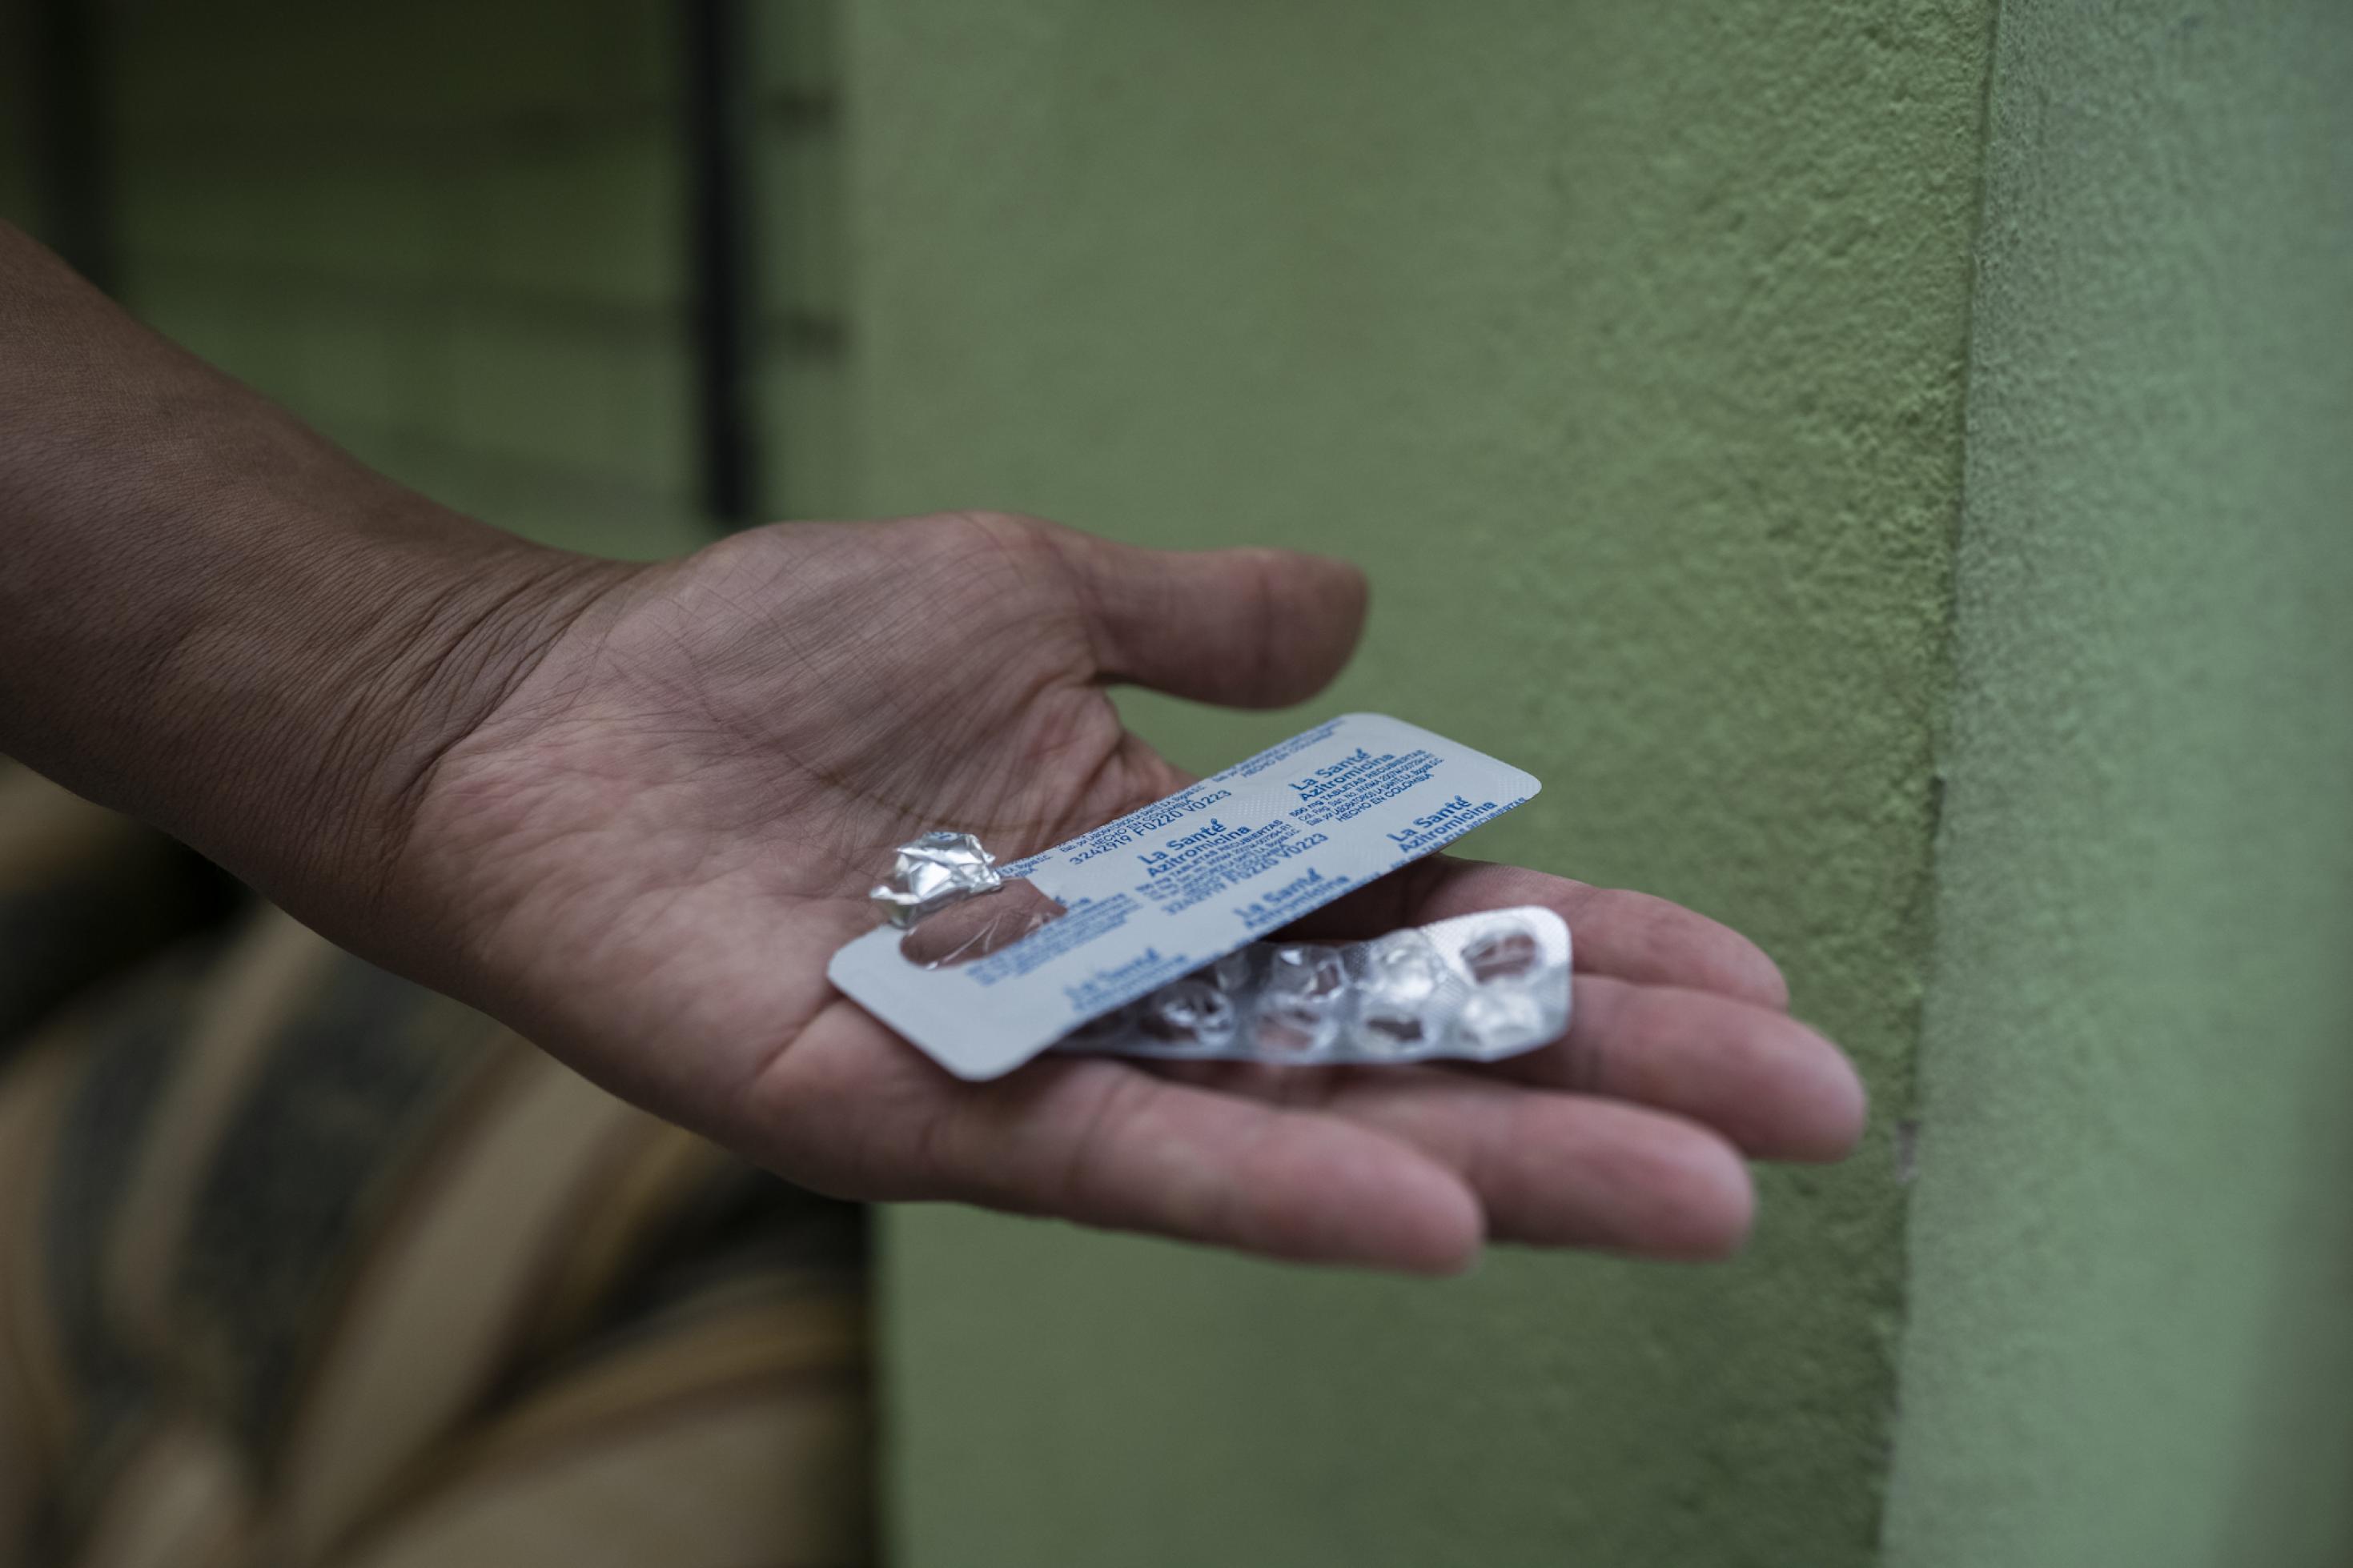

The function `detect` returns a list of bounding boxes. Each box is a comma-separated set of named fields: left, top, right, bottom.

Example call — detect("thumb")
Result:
left=1046, top=527, right=1370, bottom=708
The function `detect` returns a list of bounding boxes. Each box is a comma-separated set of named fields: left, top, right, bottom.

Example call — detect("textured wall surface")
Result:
left=36, top=0, right=848, bottom=551
left=1881, top=6, right=2353, bottom=1566
left=752, top=0, right=856, bottom=521
left=0, top=6, right=35, bottom=242
left=849, top=3, right=1994, bottom=1563
left=56, top=0, right=714, bottom=558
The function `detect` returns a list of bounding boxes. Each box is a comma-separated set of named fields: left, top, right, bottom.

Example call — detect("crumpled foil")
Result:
left=870, top=829, right=1004, bottom=928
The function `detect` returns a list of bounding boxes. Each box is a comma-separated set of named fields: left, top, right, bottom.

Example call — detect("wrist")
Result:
left=0, top=222, right=644, bottom=960
left=261, top=515, right=640, bottom=948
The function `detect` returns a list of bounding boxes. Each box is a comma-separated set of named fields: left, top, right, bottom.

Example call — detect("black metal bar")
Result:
left=26, top=0, right=114, bottom=290
left=681, top=0, right=761, bottom=526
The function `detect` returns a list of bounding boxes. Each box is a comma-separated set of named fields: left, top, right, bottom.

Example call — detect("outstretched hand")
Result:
left=0, top=229, right=1853, bottom=1269
left=391, top=512, right=1864, bottom=1273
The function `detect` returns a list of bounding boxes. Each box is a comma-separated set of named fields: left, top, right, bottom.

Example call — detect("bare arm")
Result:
left=0, top=223, right=1863, bottom=1272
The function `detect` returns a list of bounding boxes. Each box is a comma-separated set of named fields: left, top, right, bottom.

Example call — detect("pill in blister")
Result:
left=1456, top=985, right=1550, bottom=1053
left=1142, top=976, right=1238, bottom=1049
left=1357, top=932, right=1452, bottom=1053
left=1054, top=905, right=1571, bottom=1066
left=1462, top=922, right=1540, bottom=983
left=1253, top=997, right=1340, bottom=1057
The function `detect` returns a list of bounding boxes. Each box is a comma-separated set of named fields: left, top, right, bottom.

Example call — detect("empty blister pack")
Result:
left=829, top=713, right=1547, bottom=1079
left=1054, top=906, right=1572, bottom=1065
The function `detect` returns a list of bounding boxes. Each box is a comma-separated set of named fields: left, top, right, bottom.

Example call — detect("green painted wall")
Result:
left=87, top=0, right=709, bottom=558
left=53, top=0, right=845, bottom=550
left=846, top=4, right=1994, bottom=1562
left=0, top=6, right=34, bottom=243
left=0, top=1, right=806, bottom=558
left=752, top=0, right=857, bottom=522
left=1881, top=6, right=2353, bottom=1567
left=15, top=0, right=2348, bottom=1558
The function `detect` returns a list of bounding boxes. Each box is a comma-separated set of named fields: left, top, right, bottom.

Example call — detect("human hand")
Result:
left=385, top=512, right=1865, bottom=1273
left=0, top=227, right=1854, bottom=1267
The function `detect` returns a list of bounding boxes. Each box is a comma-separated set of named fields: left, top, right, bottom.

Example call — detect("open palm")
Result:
left=400, top=512, right=1863, bottom=1272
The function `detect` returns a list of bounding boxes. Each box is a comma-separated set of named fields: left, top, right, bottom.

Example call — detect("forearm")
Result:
left=0, top=222, right=623, bottom=941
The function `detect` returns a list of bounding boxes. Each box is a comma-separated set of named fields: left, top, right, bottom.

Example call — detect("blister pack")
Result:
left=827, top=712, right=1556, bottom=1080
left=1053, top=906, right=1570, bottom=1065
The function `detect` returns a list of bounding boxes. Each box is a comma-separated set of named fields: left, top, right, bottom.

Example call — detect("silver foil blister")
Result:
left=1054, top=905, right=1572, bottom=1066
left=870, top=830, right=1003, bottom=928
left=832, top=717, right=1544, bottom=1080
